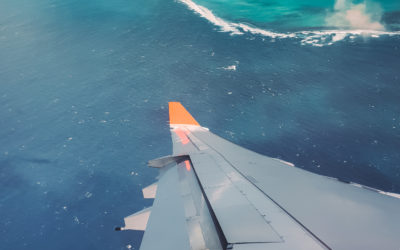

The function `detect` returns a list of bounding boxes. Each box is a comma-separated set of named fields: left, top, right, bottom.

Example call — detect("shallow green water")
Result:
left=193, top=0, right=400, bottom=30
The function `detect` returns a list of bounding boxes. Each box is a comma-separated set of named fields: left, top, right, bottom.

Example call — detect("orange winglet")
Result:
left=169, top=102, right=200, bottom=126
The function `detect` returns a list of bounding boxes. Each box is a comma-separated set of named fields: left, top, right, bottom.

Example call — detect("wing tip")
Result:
left=168, top=102, right=200, bottom=126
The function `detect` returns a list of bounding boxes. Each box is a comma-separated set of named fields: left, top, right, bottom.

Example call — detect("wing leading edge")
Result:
left=119, top=102, right=400, bottom=250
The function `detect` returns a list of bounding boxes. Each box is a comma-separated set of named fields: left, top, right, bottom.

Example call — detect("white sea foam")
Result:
left=178, top=0, right=242, bottom=35
left=221, top=60, right=239, bottom=71
left=234, top=23, right=295, bottom=39
left=223, top=65, right=236, bottom=71
left=331, top=33, right=347, bottom=42
left=177, top=0, right=400, bottom=46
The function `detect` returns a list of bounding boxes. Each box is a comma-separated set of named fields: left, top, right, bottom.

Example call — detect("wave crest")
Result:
left=178, top=0, right=400, bottom=47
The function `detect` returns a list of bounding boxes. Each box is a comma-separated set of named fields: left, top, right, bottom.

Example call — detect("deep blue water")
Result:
left=1, top=0, right=400, bottom=249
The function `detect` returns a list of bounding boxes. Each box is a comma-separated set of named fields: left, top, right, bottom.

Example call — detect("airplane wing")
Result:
left=118, top=102, right=400, bottom=250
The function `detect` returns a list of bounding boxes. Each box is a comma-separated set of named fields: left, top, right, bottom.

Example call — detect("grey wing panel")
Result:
left=187, top=126, right=400, bottom=250
left=140, top=159, right=223, bottom=250
left=140, top=165, right=191, bottom=250
left=172, top=126, right=326, bottom=249
left=189, top=153, right=282, bottom=243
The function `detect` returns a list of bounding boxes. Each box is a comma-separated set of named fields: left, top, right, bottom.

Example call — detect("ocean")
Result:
left=0, top=0, right=399, bottom=249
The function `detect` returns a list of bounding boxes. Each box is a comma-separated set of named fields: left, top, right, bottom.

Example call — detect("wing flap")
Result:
left=139, top=159, right=224, bottom=250
left=190, top=153, right=283, bottom=243
left=140, top=165, right=191, bottom=250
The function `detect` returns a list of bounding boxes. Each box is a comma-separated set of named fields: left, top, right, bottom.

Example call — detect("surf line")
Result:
left=177, top=0, right=400, bottom=46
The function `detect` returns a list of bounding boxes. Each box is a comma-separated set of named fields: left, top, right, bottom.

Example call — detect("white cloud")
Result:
left=326, top=0, right=385, bottom=30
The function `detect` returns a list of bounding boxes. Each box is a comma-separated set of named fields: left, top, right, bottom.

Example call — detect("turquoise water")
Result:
left=1, top=0, right=399, bottom=249
left=192, top=0, right=400, bottom=30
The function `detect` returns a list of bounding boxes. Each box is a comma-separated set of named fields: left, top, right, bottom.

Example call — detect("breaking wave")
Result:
left=178, top=0, right=400, bottom=46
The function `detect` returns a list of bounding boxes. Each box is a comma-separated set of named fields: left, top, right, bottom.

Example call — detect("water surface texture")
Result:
left=1, top=0, right=400, bottom=249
